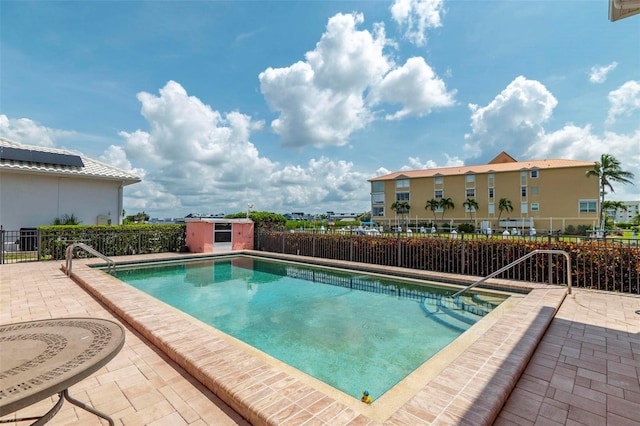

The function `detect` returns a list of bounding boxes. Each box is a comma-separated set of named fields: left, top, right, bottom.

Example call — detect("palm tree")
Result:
left=391, top=201, right=411, bottom=225
left=586, top=153, right=635, bottom=230
left=497, top=198, right=513, bottom=222
left=463, top=198, right=479, bottom=223
left=601, top=200, right=627, bottom=225
left=439, top=198, right=455, bottom=221
left=425, top=198, right=440, bottom=223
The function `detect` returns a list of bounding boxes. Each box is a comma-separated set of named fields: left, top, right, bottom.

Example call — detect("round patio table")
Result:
left=0, top=318, right=125, bottom=425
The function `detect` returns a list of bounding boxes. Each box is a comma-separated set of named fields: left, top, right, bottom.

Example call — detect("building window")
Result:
left=579, top=200, right=597, bottom=213
left=371, top=181, right=384, bottom=192
left=531, top=203, right=539, bottom=211
left=530, top=169, right=539, bottom=178
left=521, top=171, right=527, bottom=184
left=396, top=192, right=410, bottom=201
left=466, top=189, right=475, bottom=197
left=488, top=173, right=494, bottom=186
left=372, top=193, right=385, bottom=204
left=465, top=174, right=475, bottom=183
left=488, top=202, right=495, bottom=215
left=434, top=190, right=443, bottom=199
left=521, top=186, right=527, bottom=197
left=530, top=186, right=539, bottom=195
left=488, top=187, right=494, bottom=198
left=521, top=202, right=528, bottom=214
left=434, top=176, right=443, bottom=184
left=373, top=206, right=385, bottom=216
left=396, top=179, right=409, bottom=188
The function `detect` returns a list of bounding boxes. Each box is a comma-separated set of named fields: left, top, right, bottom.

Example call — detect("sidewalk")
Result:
left=495, top=290, right=640, bottom=425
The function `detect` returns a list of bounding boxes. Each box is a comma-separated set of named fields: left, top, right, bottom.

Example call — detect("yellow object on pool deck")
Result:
left=361, top=390, right=372, bottom=404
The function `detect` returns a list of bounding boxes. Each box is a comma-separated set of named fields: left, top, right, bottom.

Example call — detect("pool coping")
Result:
left=66, top=251, right=568, bottom=425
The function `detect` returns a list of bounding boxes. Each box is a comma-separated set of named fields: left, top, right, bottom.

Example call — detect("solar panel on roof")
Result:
left=0, top=146, right=84, bottom=167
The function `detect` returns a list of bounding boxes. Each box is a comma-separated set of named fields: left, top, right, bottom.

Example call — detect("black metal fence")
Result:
left=0, top=228, right=41, bottom=263
left=3, top=225, right=638, bottom=295
left=255, top=230, right=640, bottom=294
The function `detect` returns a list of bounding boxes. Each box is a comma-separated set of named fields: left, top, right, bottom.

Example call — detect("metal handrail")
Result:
left=452, top=249, right=572, bottom=297
left=65, top=242, right=115, bottom=276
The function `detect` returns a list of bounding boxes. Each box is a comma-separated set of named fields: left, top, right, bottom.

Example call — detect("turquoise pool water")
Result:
left=114, top=256, right=508, bottom=401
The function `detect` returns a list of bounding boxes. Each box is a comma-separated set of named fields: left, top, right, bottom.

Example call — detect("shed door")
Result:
left=213, top=223, right=232, bottom=252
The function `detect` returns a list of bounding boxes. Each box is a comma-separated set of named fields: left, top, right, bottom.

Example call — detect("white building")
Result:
left=609, top=201, right=640, bottom=224
left=0, top=138, right=140, bottom=231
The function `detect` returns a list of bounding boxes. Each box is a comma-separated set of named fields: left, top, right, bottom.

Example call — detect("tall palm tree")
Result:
left=425, top=198, right=440, bottom=223
left=439, top=198, right=455, bottom=221
left=463, top=198, right=479, bottom=223
left=586, top=153, right=635, bottom=230
left=391, top=201, right=411, bottom=225
left=497, top=198, right=513, bottom=222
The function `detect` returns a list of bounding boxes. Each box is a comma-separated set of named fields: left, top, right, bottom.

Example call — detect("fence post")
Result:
left=547, top=233, right=553, bottom=284
left=350, top=233, right=353, bottom=262
left=460, top=232, right=465, bottom=275
left=0, top=227, right=4, bottom=265
left=37, top=229, right=42, bottom=261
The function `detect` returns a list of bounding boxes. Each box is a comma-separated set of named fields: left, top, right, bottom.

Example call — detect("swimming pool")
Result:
left=114, top=255, right=510, bottom=402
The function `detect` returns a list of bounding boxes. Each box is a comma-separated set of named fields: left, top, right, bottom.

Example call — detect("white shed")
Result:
left=0, top=137, right=141, bottom=231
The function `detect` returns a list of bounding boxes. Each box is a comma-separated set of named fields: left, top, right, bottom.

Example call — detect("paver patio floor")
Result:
left=495, top=289, right=639, bottom=425
left=1, top=258, right=638, bottom=425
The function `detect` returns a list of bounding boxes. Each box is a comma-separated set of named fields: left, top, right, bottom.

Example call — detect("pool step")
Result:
left=420, top=295, right=489, bottom=333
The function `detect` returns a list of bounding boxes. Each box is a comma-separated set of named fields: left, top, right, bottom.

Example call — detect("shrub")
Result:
left=256, top=230, right=640, bottom=293
left=457, top=223, right=475, bottom=233
left=39, top=224, right=186, bottom=259
left=51, top=213, right=81, bottom=225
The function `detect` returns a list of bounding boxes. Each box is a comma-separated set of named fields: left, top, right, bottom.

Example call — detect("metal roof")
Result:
left=0, top=137, right=141, bottom=185
left=370, top=156, right=595, bottom=181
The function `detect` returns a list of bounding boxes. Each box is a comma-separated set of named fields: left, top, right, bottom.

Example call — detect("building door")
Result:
left=213, top=222, right=233, bottom=252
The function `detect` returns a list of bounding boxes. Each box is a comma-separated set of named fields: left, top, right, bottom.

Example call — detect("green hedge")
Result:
left=256, top=231, right=640, bottom=294
left=39, top=224, right=186, bottom=260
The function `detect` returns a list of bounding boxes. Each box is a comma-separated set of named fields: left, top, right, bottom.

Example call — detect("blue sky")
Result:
left=1, top=0, right=639, bottom=218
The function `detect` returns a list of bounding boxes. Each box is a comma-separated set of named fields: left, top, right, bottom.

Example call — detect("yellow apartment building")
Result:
left=369, top=152, right=600, bottom=233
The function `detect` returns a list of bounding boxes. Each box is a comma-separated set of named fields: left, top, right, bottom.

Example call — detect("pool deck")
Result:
left=0, top=252, right=638, bottom=425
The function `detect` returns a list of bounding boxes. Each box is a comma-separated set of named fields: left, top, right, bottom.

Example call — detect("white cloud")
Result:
left=606, top=80, right=640, bottom=125
left=524, top=125, right=640, bottom=200
left=112, top=81, right=372, bottom=216
left=588, top=62, right=617, bottom=84
left=403, top=156, right=438, bottom=170
left=401, top=153, right=462, bottom=171
left=390, top=0, right=445, bottom=47
left=369, top=56, right=456, bottom=120
left=0, top=81, right=376, bottom=217
left=99, top=145, right=184, bottom=214
left=259, top=13, right=389, bottom=149
left=0, top=114, right=75, bottom=147
left=463, top=76, right=558, bottom=160
left=259, top=12, right=454, bottom=149
left=462, top=77, right=638, bottom=199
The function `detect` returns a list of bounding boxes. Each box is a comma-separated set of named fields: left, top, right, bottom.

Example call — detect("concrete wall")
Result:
left=0, top=172, right=123, bottom=230
left=185, top=222, right=214, bottom=253
left=232, top=222, right=254, bottom=250
left=186, top=221, right=254, bottom=253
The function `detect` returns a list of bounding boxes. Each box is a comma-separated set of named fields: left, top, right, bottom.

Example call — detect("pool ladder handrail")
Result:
left=451, top=249, right=572, bottom=298
left=65, top=242, right=115, bottom=276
